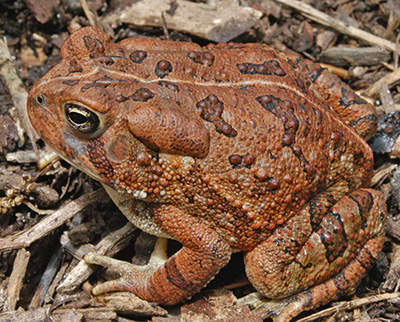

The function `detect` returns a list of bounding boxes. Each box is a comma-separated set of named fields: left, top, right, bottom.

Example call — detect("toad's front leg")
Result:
left=84, top=204, right=232, bottom=305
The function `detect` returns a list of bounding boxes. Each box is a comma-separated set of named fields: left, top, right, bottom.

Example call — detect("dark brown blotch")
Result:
left=255, top=168, right=268, bottom=181
left=243, top=154, right=256, bottom=166
left=257, top=94, right=318, bottom=180
left=317, top=212, right=347, bottom=263
left=228, top=153, right=255, bottom=169
left=237, top=60, right=286, bottom=76
left=115, top=95, right=127, bottom=103
left=130, top=50, right=147, bottom=64
left=155, top=60, right=172, bottom=78
left=83, top=35, right=105, bottom=58
left=295, top=78, right=308, bottom=93
left=62, top=79, right=80, bottom=86
left=68, top=59, right=83, bottom=73
left=83, top=35, right=95, bottom=51
left=81, top=83, right=101, bottom=92
left=339, top=86, right=367, bottom=108
left=187, top=51, right=215, bottom=67
left=132, top=88, right=155, bottom=102
left=256, top=94, right=299, bottom=147
left=309, top=66, right=324, bottom=83
left=254, top=170, right=280, bottom=191
left=164, top=256, right=195, bottom=289
left=228, top=155, right=242, bottom=168
left=197, top=94, right=237, bottom=138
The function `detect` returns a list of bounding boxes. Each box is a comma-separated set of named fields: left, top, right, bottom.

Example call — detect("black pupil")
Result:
left=65, top=103, right=100, bottom=133
left=69, top=112, right=88, bottom=124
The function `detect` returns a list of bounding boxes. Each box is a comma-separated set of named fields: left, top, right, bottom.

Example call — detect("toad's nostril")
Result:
left=35, top=95, right=45, bottom=106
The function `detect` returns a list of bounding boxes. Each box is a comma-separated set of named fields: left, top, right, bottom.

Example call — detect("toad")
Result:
left=27, top=27, right=386, bottom=321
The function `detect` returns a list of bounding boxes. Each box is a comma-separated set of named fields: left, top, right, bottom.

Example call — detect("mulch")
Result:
left=0, top=0, right=400, bottom=321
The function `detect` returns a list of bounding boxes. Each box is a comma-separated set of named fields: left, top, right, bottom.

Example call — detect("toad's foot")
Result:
left=84, top=204, right=231, bottom=305
left=84, top=237, right=169, bottom=296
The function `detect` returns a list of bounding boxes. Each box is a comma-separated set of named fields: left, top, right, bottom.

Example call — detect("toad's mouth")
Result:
left=45, top=132, right=104, bottom=183
left=55, top=148, right=103, bottom=183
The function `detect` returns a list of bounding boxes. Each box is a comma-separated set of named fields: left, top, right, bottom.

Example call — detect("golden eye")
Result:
left=34, top=95, right=45, bottom=105
left=64, top=103, right=100, bottom=133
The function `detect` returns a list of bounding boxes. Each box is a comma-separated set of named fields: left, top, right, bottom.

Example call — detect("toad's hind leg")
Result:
left=284, top=54, right=378, bottom=140
left=244, top=189, right=386, bottom=322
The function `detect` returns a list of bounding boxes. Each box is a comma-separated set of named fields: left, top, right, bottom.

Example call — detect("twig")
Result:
left=296, top=292, right=400, bottom=322
left=365, top=67, right=400, bottom=97
left=0, top=37, right=39, bottom=150
left=79, top=0, right=98, bottom=26
left=57, top=222, right=136, bottom=293
left=395, top=32, right=400, bottom=69
left=275, top=0, right=397, bottom=52
left=6, top=248, right=31, bottom=311
left=23, top=200, right=55, bottom=215
left=0, top=189, right=107, bottom=252
left=29, top=244, right=64, bottom=308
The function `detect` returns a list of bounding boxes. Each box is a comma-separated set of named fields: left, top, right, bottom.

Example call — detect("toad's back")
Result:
left=29, top=27, right=376, bottom=249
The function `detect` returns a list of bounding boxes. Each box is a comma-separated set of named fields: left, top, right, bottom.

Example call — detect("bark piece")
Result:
left=181, top=289, right=262, bottom=322
left=102, top=0, right=262, bottom=42
left=24, top=0, right=59, bottom=23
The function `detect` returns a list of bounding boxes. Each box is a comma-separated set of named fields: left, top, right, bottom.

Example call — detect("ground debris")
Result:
left=1, top=0, right=400, bottom=321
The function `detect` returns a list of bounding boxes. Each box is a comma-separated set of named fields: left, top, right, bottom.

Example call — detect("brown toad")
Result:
left=27, top=27, right=386, bottom=321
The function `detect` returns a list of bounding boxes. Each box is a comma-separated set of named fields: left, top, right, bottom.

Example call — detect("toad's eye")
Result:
left=64, top=103, right=100, bottom=133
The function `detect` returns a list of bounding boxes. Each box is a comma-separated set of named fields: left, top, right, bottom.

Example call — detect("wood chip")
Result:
left=382, top=242, right=400, bottom=292
left=0, top=307, right=51, bottom=322
left=0, top=306, right=119, bottom=322
left=391, top=136, right=400, bottom=158
left=23, top=0, right=59, bottom=23
left=366, top=67, right=400, bottom=97
left=315, top=30, right=336, bottom=50
left=94, top=292, right=168, bottom=317
left=102, top=0, right=262, bottom=42
left=292, top=21, right=314, bottom=52
left=380, top=83, right=396, bottom=113
left=182, top=289, right=262, bottom=322
left=371, top=164, right=397, bottom=187
left=20, top=46, right=48, bottom=67
left=318, top=47, right=391, bottom=67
